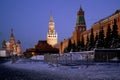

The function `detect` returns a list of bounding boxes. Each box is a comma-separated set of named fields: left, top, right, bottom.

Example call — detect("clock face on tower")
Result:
left=49, top=22, right=54, bottom=31
left=50, top=26, right=54, bottom=30
left=79, top=28, right=82, bottom=31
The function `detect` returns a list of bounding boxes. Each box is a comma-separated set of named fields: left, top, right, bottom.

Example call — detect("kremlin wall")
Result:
left=60, top=7, right=120, bottom=53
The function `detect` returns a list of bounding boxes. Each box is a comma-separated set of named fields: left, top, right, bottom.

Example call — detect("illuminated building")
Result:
left=2, top=29, right=22, bottom=56
left=47, top=13, right=58, bottom=47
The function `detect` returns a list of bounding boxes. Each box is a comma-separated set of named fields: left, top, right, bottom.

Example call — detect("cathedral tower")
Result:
left=8, top=29, right=22, bottom=54
left=9, top=28, right=16, bottom=51
left=10, top=29, right=15, bottom=45
left=47, top=13, right=58, bottom=46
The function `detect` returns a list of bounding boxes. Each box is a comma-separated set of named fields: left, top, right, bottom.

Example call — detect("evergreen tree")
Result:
left=89, top=28, right=94, bottom=50
left=64, top=48, right=68, bottom=53
left=95, top=33, right=99, bottom=48
left=85, top=34, right=90, bottom=50
left=77, top=40, right=81, bottom=51
left=67, top=39, right=72, bottom=52
left=112, top=19, right=118, bottom=39
left=111, top=19, right=119, bottom=48
left=95, top=33, right=99, bottom=43
left=63, top=39, right=72, bottom=53
left=97, top=27, right=104, bottom=48
left=117, top=35, right=120, bottom=47
left=81, top=35, right=85, bottom=50
left=105, top=24, right=112, bottom=48
left=71, top=42, right=76, bottom=52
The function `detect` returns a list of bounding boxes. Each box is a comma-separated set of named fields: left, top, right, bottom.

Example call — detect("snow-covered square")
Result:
left=0, top=55, right=120, bottom=80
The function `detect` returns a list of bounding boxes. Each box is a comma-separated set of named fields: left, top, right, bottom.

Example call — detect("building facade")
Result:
left=60, top=7, right=120, bottom=53
left=47, top=14, right=58, bottom=47
left=2, top=29, right=22, bottom=56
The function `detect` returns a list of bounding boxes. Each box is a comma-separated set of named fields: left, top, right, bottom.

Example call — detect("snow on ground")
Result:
left=31, top=55, right=44, bottom=60
left=2, top=59, right=120, bottom=80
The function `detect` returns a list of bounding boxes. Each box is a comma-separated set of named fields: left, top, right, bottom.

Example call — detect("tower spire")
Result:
left=79, top=5, right=83, bottom=11
left=75, top=6, right=86, bottom=32
left=11, top=28, right=13, bottom=33
left=10, top=28, right=14, bottom=38
left=10, top=28, right=15, bottom=44
left=50, top=11, right=54, bottom=22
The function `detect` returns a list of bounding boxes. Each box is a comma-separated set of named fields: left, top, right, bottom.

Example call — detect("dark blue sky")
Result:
left=0, top=0, right=120, bottom=51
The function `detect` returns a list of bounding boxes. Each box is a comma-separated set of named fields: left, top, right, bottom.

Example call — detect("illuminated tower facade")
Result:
left=47, top=14, right=58, bottom=46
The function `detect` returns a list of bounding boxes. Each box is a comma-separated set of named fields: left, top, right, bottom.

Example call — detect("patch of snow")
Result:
left=31, top=55, right=44, bottom=60
left=110, top=57, right=119, bottom=61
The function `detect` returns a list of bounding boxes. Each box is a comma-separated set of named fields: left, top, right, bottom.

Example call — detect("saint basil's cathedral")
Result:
left=2, top=29, right=22, bottom=56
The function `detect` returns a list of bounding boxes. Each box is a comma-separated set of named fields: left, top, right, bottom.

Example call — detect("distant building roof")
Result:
left=25, top=40, right=59, bottom=54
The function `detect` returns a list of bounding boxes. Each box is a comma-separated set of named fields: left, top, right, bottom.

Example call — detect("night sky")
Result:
left=0, top=0, right=120, bottom=51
